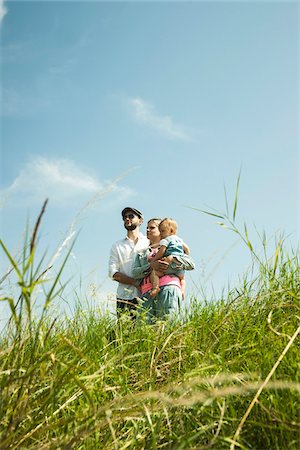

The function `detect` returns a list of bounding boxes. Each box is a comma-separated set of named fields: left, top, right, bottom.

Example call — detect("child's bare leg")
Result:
left=149, top=269, right=163, bottom=298
left=174, top=272, right=185, bottom=299
left=180, top=278, right=186, bottom=299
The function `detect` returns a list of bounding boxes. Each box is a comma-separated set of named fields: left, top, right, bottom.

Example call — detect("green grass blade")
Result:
left=233, top=169, right=241, bottom=222
left=0, top=240, right=22, bottom=280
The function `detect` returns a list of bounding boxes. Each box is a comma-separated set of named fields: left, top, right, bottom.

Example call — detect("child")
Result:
left=149, top=218, right=190, bottom=298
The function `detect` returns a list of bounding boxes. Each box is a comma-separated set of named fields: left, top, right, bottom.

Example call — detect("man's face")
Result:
left=123, top=212, right=142, bottom=231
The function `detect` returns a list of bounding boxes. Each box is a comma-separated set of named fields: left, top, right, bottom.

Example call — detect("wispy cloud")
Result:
left=0, top=156, right=133, bottom=208
left=128, top=97, right=192, bottom=142
left=0, top=0, right=7, bottom=25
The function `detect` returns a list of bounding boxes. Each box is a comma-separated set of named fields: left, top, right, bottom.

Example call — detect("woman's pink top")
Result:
left=141, top=246, right=181, bottom=295
left=140, top=275, right=181, bottom=295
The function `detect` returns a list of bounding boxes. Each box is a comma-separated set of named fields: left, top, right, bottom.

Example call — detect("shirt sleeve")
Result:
left=160, top=238, right=168, bottom=247
left=132, top=251, right=151, bottom=280
left=108, top=244, right=119, bottom=279
left=170, top=254, right=196, bottom=271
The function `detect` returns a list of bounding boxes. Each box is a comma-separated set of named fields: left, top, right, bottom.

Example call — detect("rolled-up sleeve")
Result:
left=132, top=252, right=151, bottom=280
left=108, top=244, right=119, bottom=279
left=171, top=254, right=195, bottom=270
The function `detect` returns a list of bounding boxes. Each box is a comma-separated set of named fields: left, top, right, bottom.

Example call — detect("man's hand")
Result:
left=113, top=272, right=137, bottom=286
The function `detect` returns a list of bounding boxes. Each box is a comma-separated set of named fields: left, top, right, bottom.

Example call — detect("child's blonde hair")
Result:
left=159, top=218, right=178, bottom=235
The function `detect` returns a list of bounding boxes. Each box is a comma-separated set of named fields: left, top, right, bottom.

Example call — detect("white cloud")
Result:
left=0, top=0, right=7, bottom=25
left=0, top=156, right=133, bottom=208
left=128, top=97, right=192, bottom=142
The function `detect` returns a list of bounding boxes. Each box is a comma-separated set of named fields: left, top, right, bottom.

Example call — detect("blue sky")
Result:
left=0, top=1, right=298, bottom=318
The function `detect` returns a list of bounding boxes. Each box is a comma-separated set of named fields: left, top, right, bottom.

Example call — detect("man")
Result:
left=109, top=207, right=149, bottom=317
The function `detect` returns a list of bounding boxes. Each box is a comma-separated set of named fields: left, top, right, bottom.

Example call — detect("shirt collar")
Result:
left=124, top=232, right=144, bottom=241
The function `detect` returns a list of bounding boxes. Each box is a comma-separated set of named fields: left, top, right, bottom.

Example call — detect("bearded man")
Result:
left=108, top=207, right=149, bottom=318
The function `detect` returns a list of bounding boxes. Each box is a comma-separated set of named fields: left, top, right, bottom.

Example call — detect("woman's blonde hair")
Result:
left=147, top=218, right=162, bottom=226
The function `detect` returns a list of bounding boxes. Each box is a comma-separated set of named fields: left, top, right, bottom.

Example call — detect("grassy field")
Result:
left=0, top=202, right=299, bottom=449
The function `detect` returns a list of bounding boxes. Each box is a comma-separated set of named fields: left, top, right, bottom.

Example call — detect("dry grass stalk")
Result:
left=230, top=323, right=300, bottom=450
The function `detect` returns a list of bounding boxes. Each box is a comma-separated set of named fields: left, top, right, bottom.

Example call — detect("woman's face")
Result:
left=146, top=220, right=161, bottom=244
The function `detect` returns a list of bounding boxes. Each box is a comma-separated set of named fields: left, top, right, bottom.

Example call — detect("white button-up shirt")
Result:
left=108, top=233, right=149, bottom=300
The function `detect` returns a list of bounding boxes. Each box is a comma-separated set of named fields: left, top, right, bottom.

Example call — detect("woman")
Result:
left=131, top=218, right=195, bottom=322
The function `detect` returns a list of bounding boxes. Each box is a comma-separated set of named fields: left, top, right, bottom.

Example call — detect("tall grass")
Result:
left=0, top=199, right=299, bottom=449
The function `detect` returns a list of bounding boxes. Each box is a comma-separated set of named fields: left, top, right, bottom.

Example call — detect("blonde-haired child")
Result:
left=148, top=218, right=190, bottom=298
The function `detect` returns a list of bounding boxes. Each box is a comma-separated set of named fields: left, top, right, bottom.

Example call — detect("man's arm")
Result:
left=109, top=245, right=140, bottom=287
left=108, top=244, right=119, bottom=279
left=112, top=272, right=139, bottom=287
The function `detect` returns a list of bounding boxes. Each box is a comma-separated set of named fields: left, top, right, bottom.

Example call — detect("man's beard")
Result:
left=125, top=224, right=138, bottom=231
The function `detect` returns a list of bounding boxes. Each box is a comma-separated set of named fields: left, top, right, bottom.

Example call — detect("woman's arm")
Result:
left=132, top=249, right=172, bottom=279
left=171, top=254, right=195, bottom=270
left=132, top=251, right=152, bottom=280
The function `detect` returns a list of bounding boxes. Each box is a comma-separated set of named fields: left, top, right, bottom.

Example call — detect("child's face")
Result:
left=159, top=223, right=172, bottom=238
